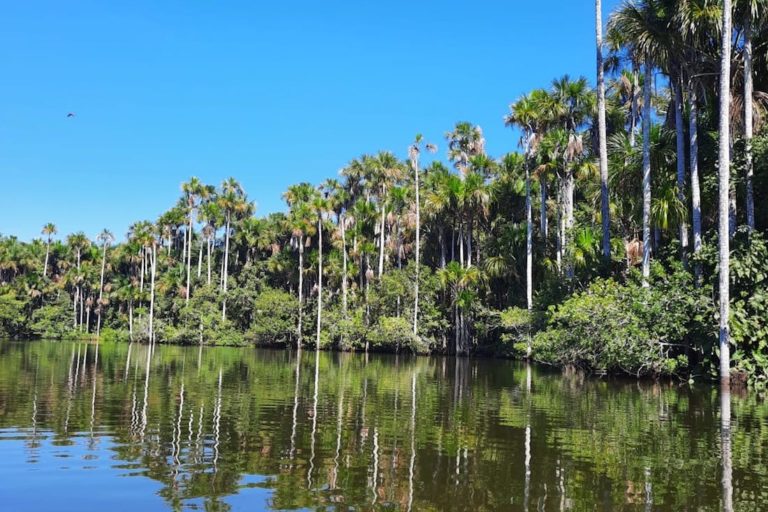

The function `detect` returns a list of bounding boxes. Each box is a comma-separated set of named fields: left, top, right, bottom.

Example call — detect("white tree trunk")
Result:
left=186, top=216, right=193, bottom=304
left=718, top=0, right=732, bottom=383
left=316, top=217, right=323, bottom=350
left=596, top=0, right=611, bottom=261
left=341, top=216, right=348, bottom=317
left=689, top=84, right=703, bottom=283
left=674, top=79, right=689, bottom=263
left=44, top=241, right=50, bottom=278
left=378, top=195, right=386, bottom=278
left=641, top=62, right=653, bottom=285
left=149, top=244, right=157, bottom=345
left=221, top=215, right=231, bottom=320
left=97, top=243, right=107, bottom=336
left=297, top=238, right=304, bottom=349
left=413, top=161, right=420, bottom=335
left=525, top=165, right=533, bottom=357
left=745, top=18, right=755, bottom=231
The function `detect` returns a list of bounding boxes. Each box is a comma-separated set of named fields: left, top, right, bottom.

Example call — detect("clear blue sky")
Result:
left=1, top=0, right=620, bottom=242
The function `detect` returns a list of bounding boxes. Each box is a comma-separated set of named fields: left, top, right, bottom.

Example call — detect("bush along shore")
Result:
left=5, top=2, right=768, bottom=388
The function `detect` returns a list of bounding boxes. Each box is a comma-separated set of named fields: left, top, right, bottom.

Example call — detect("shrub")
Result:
left=248, top=287, right=299, bottom=347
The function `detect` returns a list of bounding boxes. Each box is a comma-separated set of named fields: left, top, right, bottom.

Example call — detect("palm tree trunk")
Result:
left=439, top=227, right=447, bottom=269
left=540, top=178, right=548, bottom=240
left=316, top=217, right=323, bottom=350
left=44, top=240, right=50, bottom=278
left=221, top=215, right=231, bottom=320
left=149, top=244, right=157, bottom=345
left=181, top=225, right=187, bottom=279
left=197, top=239, right=203, bottom=279
left=718, top=0, right=732, bottom=383
left=596, top=0, right=611, bottom=262
left=630, top=65, right=638, bottom=147
left=641, top=61, right=653, bottom=285
left=459, top=224, right=465, bottom=268
left=297, top=238, right=304, bottom=350
left=689, top=84, right=703, bottom=284
left=525, top=165, right=533, bottom=357
left=413, top=167, right=421, bottom=335
left=466, top=220, right=473, bottom=268
left=73, top=286, right=78, bottom=328
left=378, top=198, right=386, bottom=278
left=207, top=238, right=212, bottom=286
left=186, top=217, right=193, bottom=304
left=556, top=183, right=563, bottom=273
left=564, top=172, right=575, bottom=278
left=97, top=243, right=107, bottom=337
left=341, top=216, right=348, bottom=317
left=674, top=78, right=689, bottom=265
left=128, top=298, right=134, bottom=341
left=745, top=18, right=755, bottom=231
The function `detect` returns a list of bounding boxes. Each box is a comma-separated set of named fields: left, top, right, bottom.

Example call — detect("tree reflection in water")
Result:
left=0, top=341, right=766, bottom=511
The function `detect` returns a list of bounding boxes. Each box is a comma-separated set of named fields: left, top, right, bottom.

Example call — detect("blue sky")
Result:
left=1, top=0, right=620, bottom=241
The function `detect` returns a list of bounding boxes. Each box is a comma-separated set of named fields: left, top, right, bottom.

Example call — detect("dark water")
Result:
left=0, top=341, right=766, bottom=511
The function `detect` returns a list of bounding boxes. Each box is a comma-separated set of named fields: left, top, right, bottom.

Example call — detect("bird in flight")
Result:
left=66, top=112, right=76, bottom=118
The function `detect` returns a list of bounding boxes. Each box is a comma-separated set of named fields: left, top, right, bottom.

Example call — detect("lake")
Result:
left=0, top=340, right=766, bottom=511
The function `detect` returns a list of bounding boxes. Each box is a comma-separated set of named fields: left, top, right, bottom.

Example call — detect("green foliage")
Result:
left=366, top=316, right=428, bottom=354
left=248, top=287, right=299, bottom=347
left=532, top=263, right=714, bottom=377
left=0, top=291, right=27, bottom=338
left=29, top=295, right=74, bottom=339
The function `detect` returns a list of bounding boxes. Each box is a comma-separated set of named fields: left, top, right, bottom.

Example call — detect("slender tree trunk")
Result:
left=459, top=224, right=465, bottom=268
left=596, top=0, right=611, bottom=262
left=745, top=18, right=755, bottom=231
left=414, top=165, right=421, bottom=335
left=149, top=244, right=157, bottom=345
left=186, top=216, right=193, bottom=304
left=73, top=286, right=78, bottom=328
left=641, top=61, right=653, bottom=285
left=439, top=227, right=446, bottom=269
left=197, top=239, right=203, bottom=279
left=556, top=182, right=563, bottom=273
left=181, top=225, right=187, bottom=279
left=525, top=164, right=533, bottom=357
left=221, top=215, right=231, bottom=320
left=207, top=238, right=212, bottom=286
left=378, top=195, right=386, bottom=278
left=718, top=0, right=732, bottom=383
left=316, top=217, right=323, bottom=350
left=466, top=220, right=473, bottom=268
left=297, top=238, right=304, bottom=350
left=690, top=84, right=703, bottom=284
left=44, top=240, right=50, bottom=278
left=97, top=243, right=107, bottom=337
left=128, top=298, right=134, bottom=341
left=341, top=216, right=348, bottom=317
left=630, top=65, right=638, bottom=147
left=564, top=171, right=575, bottom=278
left=540, top=178, right=548, bottom=240
left=674, top=78, right=689, bottom=265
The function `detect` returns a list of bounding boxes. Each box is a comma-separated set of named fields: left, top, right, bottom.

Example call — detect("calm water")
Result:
left=0, top=341, right=766, bottom=511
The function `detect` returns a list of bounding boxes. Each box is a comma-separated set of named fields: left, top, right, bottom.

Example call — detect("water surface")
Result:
left=0, top=340, right=766, bottom=511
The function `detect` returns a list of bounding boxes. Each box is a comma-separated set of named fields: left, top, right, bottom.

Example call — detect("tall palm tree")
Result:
left=96, top=229, right=114, bottom=337
left=181, top=177, right=203, bottom=304
left=408, top=134, right=436, bottom=335
left=67, top=232, right=91, bottom=330
left=217, top=178, right=250, bottom=320
left=596, top=0, right=611, bottom=262
left=507, top=94, right=544, bottom=325
left=719, top=0, right=733, bottom=383
left=312, top=188, right=328, bottom=350
left=609, top=0, right=671, bottom=284
left=41, top=223, right=56, bottom=278
left=284, top=182, right=316, bottom=348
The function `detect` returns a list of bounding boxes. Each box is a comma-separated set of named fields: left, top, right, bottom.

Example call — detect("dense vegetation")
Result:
left=2, top=0, right=768, bottom=385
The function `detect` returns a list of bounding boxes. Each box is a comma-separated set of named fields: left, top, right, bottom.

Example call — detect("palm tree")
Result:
left=312, top=188, right=328, bottom=350
left=96, top=228, right=114, bottom=337
left=284, top=182, right=316, bottom=348
left=438, top=261, right=482, bottom=355
left=217, top=178, right=250, bottom=320
left=67, top=232, right=91, bottom=330
left=506, top=95, right=544, bottom=326
left=719, top=0, right=733, bottom=383
left=181, top=177, right=203, bottom=304
left=41, top=223, right=56, bottom=278
left=608, top=0, right=671, bottom=284
left=408, top=135, right=437, bottom=335
left=596, top=0, right=611, bottom=262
